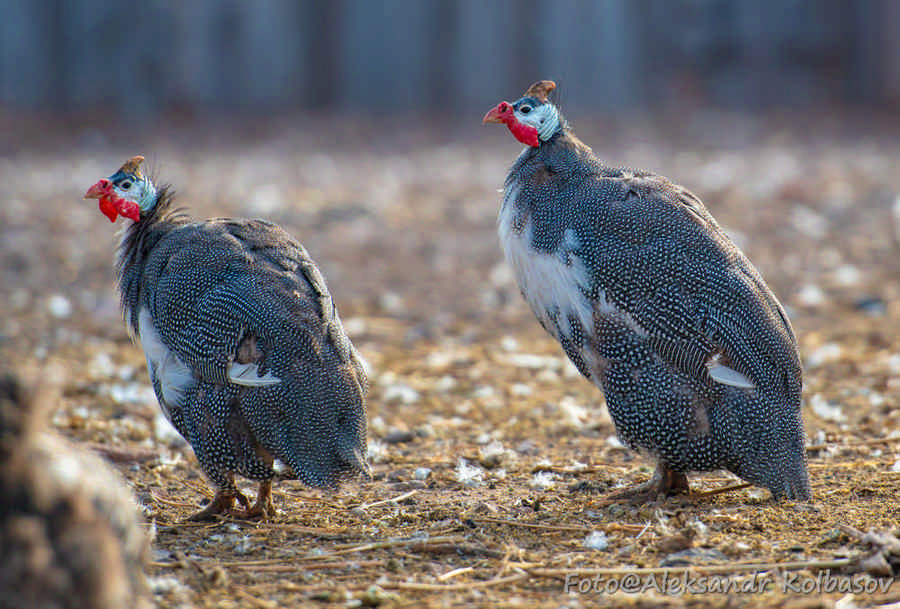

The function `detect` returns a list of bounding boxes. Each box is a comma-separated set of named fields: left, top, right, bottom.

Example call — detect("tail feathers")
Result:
left=337, top=442, right=371, bottom=480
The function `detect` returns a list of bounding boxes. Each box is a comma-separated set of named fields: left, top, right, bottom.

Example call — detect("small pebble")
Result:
left=413, top=467, right=432, bottom=481
left=384, top=429, right=414, bottom=444
left=855, top=297, right=886, bottom=317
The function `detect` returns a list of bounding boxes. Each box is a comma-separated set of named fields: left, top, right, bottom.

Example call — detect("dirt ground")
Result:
left=2, top=109, right=899, bottom=608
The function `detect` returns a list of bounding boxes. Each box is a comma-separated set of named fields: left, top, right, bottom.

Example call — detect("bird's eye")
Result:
left=519, top=105, right=532, bottom=114
left=120, top=180, right=132, bottom=190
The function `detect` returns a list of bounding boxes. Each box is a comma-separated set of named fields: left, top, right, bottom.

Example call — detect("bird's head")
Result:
left=84, top=155, right=157, bottom=223
left=483, top=80, right=561, bottom=147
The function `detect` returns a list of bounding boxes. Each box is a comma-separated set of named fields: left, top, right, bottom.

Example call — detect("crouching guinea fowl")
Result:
left=85, top=156, right=369, bottom=520
left=484, top=81, right=809, bottom=501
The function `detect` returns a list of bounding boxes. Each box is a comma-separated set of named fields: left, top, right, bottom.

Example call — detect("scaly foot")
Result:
left=186, top=488, right=251, bottom=522
left=230, top=481, right=276, bottom=520
left=602, top=463, right=690, bottom=504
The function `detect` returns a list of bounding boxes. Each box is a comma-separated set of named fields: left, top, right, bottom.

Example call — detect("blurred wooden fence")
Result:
left=1, top=0, right=898, bottom=116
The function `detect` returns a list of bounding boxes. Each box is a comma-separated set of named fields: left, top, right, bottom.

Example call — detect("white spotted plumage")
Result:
left=489, top=81, right=809, bottom=500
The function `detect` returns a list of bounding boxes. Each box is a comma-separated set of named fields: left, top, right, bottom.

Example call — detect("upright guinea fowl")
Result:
left=85, top=156, right=369, bottom=520
left=484, top=81, right=809, bottom=501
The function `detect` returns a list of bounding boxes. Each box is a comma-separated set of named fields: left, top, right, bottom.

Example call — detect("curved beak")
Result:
left=482, top=101, right=511, bottom=124
left=85, top=178, right=111, bottom=199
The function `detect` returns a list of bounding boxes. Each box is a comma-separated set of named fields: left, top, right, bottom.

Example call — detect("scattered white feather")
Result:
left=106, top=383, right=156, bottom=405
left=47, top=294, right=72, bottom=318
left=88, top=352, right=114, bottom=379
left=530, top=471, right=557, bottom=490
left=790, top=206, right=828, bottom=239
left=378, top=291, right=405, bottom=315
left=504, top=353, right=562, bottom=370
left=413, top=467, right=432, bottom=481
left=149, top=576, right=189, bottom=595
left=382, top=383, right=420, bottom=404
left=500, top=336, right=519, bottom=352
left=232, top=535, right=253, bottom=554
left=369, top=416, right=387, bottom=436
left=367, top=439, right=389, bottom=464
left=810, top=394, right=845, bottom=422
left=471, top=385, right=496, bottom=399
left=342, top=316, right=367, bottom=336
left=806, top=343, right=842, bottom=368
left=583, top=531, right=609, bottom=551
left=246, top=184, right=284, bottom=214
left=510, top=383, right=532, bottom=396
left=455, top=458, right=485, bottom=487
left=887, top=354, right=900, bottom=374
left=569, top=460, right=589, bottom=473
left=558, top=396, right=589, bottom=427
left=892, top=460, right=900, bottom=473
left=796, top=283, right=826, bottom=307
left=832, top=264, right=861, bottom=286
left=606, top=435, right=625, bottom=449
left=434, top=375, right=457, bottom=393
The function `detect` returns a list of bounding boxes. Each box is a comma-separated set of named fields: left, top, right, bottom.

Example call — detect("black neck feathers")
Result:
left=114, top=185, right=188, bottom=332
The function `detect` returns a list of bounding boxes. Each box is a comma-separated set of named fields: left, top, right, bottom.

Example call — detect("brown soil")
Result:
left=2, top=112, right=899, bottom=608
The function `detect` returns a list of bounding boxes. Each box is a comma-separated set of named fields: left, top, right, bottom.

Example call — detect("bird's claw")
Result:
left=185, top=488, right=251, bottom=522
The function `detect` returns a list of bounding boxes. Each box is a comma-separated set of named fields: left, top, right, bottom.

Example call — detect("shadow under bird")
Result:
left=484, top=81, right=809, bottom=502
left=85, top=156, right=370, bottom=520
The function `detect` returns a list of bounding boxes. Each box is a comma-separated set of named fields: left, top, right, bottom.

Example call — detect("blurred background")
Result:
left=2, top=0, right=900, bottom=118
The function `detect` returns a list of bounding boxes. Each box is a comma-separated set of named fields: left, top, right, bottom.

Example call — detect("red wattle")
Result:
left=116, top=198, right=141, bottom=222
left=98, top=197, right=118, bottom=222
left=507, top=120, right=540, bottom=147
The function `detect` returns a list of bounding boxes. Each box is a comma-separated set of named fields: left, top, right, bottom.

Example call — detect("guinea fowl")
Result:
left=85, top=156, right=369, bottom=520
left=484, top=81, right=809, bottom=501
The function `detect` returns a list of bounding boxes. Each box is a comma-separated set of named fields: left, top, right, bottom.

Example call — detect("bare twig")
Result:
left=149, top=491, right=197, bottom=509
left=330, top=535, right=467, bottom=556
left=437, top=566, right=475, bottom=582
left=230, top=559, right=383, bottom=572
left=252, top=522, right=349, bottom=537
left=234, top=589, right=280, bottom=609
left=382, top=571, right=528, bottom=591
left=470, top=517, right=592, bottom=533
left=355, top=489, right=418, bottom=510
left=691, top=482, right=753, bottom=498
left=88, top=442, right=159, bottom=464
left=634, top=522, right=652, bottom=540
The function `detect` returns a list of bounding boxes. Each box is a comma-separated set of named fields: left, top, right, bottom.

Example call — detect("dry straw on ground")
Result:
left=1, top=113, right=899, bottom=608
